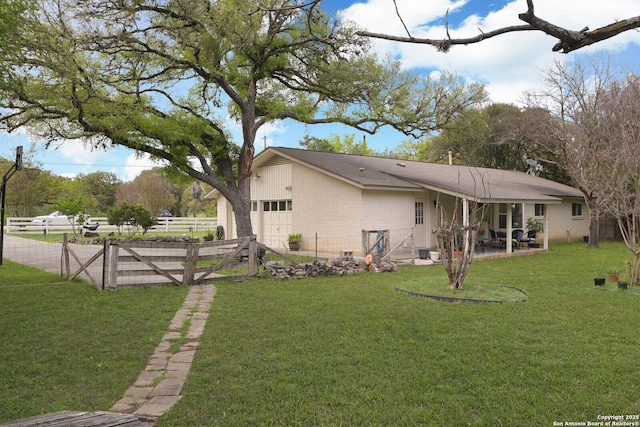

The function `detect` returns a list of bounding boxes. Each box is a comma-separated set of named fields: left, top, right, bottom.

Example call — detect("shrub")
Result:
left=107, top=203, right=157, bottom=236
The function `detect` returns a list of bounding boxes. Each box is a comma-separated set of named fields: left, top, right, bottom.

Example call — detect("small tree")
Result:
left=432, top=195, right=487, bottom=290
left=107, top=203, right=157, bottom=236
left=587, top=75, right=640, bottom=285
left=54, top=196, right=88, bottom=237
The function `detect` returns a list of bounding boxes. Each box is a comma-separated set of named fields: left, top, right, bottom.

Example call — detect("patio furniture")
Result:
left=489, top=229, right=503, bottom=247
left=514, top=229, right=536, bottom=248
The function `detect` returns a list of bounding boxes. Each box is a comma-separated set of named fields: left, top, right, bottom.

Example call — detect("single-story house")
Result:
left=212, top=147, right=589, bottom=256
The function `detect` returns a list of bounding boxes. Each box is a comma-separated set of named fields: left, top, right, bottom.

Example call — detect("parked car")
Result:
left=158, top=209, right=173, bottom=218
left=32, top=211, right=82, bottom=226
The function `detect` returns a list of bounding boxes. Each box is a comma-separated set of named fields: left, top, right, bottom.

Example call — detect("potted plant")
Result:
left=288, top=233, right=302, bottom=251
left=607, top=267, right=619, bottom=283
left=203, top=230, right=215, bottom=241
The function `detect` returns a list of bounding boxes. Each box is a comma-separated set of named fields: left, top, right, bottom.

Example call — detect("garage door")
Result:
left=261, top=200, right=292, bottom=248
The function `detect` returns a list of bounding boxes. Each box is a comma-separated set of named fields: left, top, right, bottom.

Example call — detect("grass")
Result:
left=0, top=260, right=190, bottom=423
left=2, top=242, right=640, bottom=426
left=395, top=274, right=530, bottom=302
left=157, top=242, right=640, bottom=426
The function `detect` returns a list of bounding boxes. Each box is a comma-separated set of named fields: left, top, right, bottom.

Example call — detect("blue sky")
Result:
left=2, top=0, right=639, bottom=181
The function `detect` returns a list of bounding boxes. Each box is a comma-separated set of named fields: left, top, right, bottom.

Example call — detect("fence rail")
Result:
left=62, top=235, right=258, bottom=290
left=6, top=216, right=218, bottom=235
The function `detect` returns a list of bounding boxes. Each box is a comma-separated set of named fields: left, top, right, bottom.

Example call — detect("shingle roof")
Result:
left=254, top=147, right=583, bottom=203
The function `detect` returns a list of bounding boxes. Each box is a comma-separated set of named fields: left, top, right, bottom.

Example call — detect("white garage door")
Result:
left=261, top=200, right=292, bottom=249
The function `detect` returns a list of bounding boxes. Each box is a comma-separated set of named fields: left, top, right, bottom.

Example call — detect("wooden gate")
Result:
left=62, top=236, right=259, bottom=290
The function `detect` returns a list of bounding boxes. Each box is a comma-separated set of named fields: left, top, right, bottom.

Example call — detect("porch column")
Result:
left=463, top=198, right=469, bottom=253
left=544, top=209, right=549, bottom=250
left=506, top=203, right=513, bottom=254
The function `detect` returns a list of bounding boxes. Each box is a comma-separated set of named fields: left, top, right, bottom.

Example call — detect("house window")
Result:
left=534, top=204, right=545, bottom=217
left=511, top=203, right=523, bottom=228
left=499, top=203, right=507, bottom=228
left=415, top=202, right=424, bottom=225
left=262, top=200, right=293, bottom=212
left=572, top=202, right=583, bottom=217
left=251, top=201, right=258, bottom=212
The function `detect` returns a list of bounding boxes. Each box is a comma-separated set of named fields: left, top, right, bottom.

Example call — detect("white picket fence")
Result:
left=5, top=216, right=218, bottom=235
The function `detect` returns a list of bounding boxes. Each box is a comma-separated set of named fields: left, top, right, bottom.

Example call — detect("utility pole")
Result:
left=0, top=146, right=23, bottom=266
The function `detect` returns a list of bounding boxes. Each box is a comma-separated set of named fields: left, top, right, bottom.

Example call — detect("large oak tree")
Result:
left=0, top=0, right=485, bottom=237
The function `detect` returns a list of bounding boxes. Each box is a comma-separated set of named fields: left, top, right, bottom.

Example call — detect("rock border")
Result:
left=393, top=285, right=529, bottom=303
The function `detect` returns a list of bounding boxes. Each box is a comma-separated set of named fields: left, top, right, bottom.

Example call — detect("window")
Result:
left=415, top=202, right=424, bottom=225
left=499, top=203, right=507, bottom=228
left=251, top=201, right=258, bottom=212
left=572, top=202, right=583, bottom=217
left=261, top=200, right=293, bottom=212
left=511, top=203, right=523, bottom=228
left=534, top=204, right=545, bottom=217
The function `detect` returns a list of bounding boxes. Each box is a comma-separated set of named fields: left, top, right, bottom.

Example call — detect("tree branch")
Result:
left=358, top=0, right=640, bottom=54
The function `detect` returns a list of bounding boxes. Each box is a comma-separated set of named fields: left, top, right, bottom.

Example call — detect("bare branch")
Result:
left=392, top=0, right=412, bottom=39
left=359, top=25, right=534, bottom=53
left=358, top=0, right=640, bottom=54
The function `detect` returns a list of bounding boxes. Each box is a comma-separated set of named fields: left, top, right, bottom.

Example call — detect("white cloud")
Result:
left=122, top=152, right=167, bottom=182
left=55, top=139, right=100, bottom=167
left=341, top=0, right=640, bottom=105
left=255, top=121, right=288, bottom=152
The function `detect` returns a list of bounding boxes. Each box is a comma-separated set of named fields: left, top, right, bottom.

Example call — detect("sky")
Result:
left=1, top=0, right=639, bottom=181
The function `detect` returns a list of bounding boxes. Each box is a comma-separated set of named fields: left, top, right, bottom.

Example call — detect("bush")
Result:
left=107, top=203, right=157, bottom=236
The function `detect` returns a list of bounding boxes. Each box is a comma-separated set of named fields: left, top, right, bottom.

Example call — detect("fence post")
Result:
left=248, top=236, right=258, bottom=277
left=101, top=238, right=108, bottom=290
left=108, top=241, right=119, bottom=289
left=183, top=242, right=200, bottom=286
left=62, top=233, right=70, bottom=278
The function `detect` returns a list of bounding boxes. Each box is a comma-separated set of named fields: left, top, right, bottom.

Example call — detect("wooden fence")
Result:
left=62, top=235, right=260, bottom=290
left=6, top=216, right=218, bottom=235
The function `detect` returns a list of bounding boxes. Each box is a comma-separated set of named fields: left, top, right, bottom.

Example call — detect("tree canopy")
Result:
left=426, top=103, right=569, bottom=183
left=0, top=0, right=486, bottom=237
left=0, top=0, right=33, bottom=89
left=299, top=134, right=377, bottom=156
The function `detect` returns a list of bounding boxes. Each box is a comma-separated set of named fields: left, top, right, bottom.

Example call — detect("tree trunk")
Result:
left=232, top=195, right=253, bottom=238
left=205, top=155, right=255, bottom=238
left=226, top=173, right=254, bottom=238
left=630, top=252, right=640, bottom=287
left=585, top=195, right=600, bottom=248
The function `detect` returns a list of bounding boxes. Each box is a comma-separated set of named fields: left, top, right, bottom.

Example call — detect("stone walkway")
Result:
left=110, top=284, right=216, bottom=419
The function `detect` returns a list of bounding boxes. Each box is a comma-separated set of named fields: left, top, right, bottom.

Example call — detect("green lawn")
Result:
left=1, top=242, right=639, bottom=426
left=159, top=242, right=640, bottom=426
left=0, top=261, right=190, bottom=423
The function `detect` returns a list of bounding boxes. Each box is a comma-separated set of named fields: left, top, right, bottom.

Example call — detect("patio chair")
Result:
left=489, top=229, right=501, bottom=247
left=513, top=229, right=531, bottom=248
